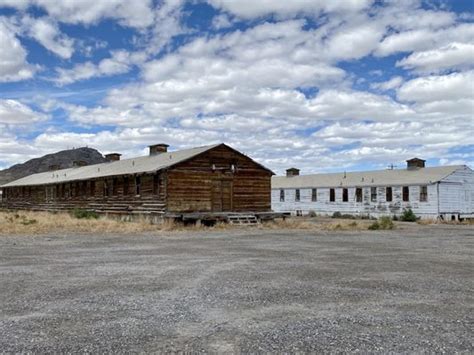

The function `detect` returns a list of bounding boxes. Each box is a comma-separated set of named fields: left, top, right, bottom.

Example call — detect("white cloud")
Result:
left=206, top=0, right=372, bottom=19
left=54, top=50, right=146, bottom=85
left=396, top=42, right=474, bottom=73
left=371, top=76, right=404, bottom=91
left=21, top=16, right=74, bottom=59
left=0, top=0, right=155, bottom=28
left=0, top=99, right=47, bottom=125
left=212, top=13, right=234, bottom=30
left=0, top=19, right=36, bottom=82
left=376, top=23, right=474, bottom=56
left=397, top=71, right=474, bottom=103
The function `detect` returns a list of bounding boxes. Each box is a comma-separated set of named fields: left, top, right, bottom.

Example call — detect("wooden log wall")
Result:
left=166, top=145, right=272, bottom=213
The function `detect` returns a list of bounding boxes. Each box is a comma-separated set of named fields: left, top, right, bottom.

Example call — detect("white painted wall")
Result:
left=271, top=166, right=474, bottom=219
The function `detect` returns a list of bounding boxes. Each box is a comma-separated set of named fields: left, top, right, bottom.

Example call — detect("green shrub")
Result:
left=341, top=214, right=356, bottom=219
left=72, top=209, right=99, bottom=220
left=308, top=210, right=317, bottom=217
left=400, top=208, right=417, bottom=222
left=368, top=221, right=380, bottom=230
left=379, top=216, right=394, bottom=230
left=368, top=216, right=395, bottom=230
left=392, top=215, right=399, bottom=221
left=332, top=211, right=342, bottom=218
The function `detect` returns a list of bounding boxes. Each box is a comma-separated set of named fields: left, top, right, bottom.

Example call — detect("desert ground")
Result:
left=0, top=222, right=473, bottom=353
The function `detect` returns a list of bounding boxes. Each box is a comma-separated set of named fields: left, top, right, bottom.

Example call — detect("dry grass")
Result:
left=0, top=211, right=169, bottom=235
left=0, top=210, right=392, bottom=236
left=417, top=218, right=474, bottom=226
left=260, top=218, right=372, bottom=231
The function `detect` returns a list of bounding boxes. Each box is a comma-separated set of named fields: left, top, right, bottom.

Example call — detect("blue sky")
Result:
left=0, top=0, right=473, bottom=174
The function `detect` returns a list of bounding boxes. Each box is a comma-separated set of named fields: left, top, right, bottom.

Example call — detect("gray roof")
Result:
left=2, top=144, right=221, bottom=188
left=272, top=165, right=469, bottom=189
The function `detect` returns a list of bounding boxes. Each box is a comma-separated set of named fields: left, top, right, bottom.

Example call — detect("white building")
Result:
left=272, top=158, right=474, bottom=220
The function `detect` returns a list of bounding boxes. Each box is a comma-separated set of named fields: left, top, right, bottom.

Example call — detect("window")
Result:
left=420, top=186, right=428, bottom=202
left=342, top=188, right=348, bottom=202
left=123, top=177, right=129, bottom=195
left=90, top=181, right=96, bottom=196
left=329, top=188, right=335, bottom=202
left=356, top=188, right=363, bottom=202
left=280, top=189, right=285, bottom=202
left=112, top=178, right=118, bottom=195
left=135, top=176, right=141, bottom=195
left=371, top=187, right=377, bottom=202
left=153, top=173, right=160, bottom=195
left=295, top=189, right=300, bottom=202
left=386, top=187, right=393, bottom=202
left=403, top=186, right=409, bottom=202
left=103, top=180, right=109, bottom=197
left=311, top=188, right=317, bottom=202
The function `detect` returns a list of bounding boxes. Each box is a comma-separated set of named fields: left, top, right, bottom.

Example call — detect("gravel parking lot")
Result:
left=1, top=224, right=473, bottom=353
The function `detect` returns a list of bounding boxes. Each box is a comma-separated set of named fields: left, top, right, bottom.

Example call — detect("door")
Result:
left=212, top=179, right=233, bottom=212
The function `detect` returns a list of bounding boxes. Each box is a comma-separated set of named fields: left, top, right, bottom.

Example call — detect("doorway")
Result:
left=212, top=178, right=233, bottom=212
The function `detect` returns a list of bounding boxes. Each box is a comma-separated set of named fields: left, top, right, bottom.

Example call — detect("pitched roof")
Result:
left=272, top=165, right=469, bottom=189
left=2, top=144, right=221, bottom=188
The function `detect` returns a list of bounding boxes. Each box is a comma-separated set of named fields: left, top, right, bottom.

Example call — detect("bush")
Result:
left=332, top=211, right=342, bottom=218
left=379, top=216, right=394, bottom=230
left=400, top=208, right=417, bottom=222
left=392, top=215, right=399, bottom=221
left=72, top=209, right=99, bottom=220
left=368, top=221, right=380, bottom=230
left=368, top=216, right=395, bottom=230
left=308, top=210, right=317, bottom=218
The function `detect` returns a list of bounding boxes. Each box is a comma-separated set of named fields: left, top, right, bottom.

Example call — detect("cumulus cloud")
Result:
left=397, top=71, right=474, bottom=103
left=0, top=0, right=154, bottom=28
left=0, top=20, right=36, bottom=82
left=371, top=76, right=404, bottom=91
left=0, top=99, right=47, bottom=125
left=54, top=50, right=146, bottom=85
left=396, top=42, right=474, bottom=73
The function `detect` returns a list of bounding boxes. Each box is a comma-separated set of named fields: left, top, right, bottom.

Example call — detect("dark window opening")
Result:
left=90, top=181, right=96, bottom=197
left=311, top=188, right=317, bottom=202
left=342, top=188, right=348, bottom=202
left=329, top=188, right=335, bottom=202
left=280, top=189, right=285, bottom=202
left=420, top=186, right=428, bottom=202
left=403, top=186, right=409, bottom=202
left=371, top=187, right=377, bottom=202
left=112, top=178, right=118, bottom=195
left=123, top=177, right=129, bottom=195
left=295, top=189, right=300, bottom=202
left=386, top=187, right=393, bottom=202
left=135, top=176, right=141, bottom=195
left=153, top=174, right=160, bottom=195
left=356, top=188, right=363, bottom=202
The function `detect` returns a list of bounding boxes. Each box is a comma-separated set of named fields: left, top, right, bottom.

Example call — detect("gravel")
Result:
left=0, top=224, right=473, bottom=353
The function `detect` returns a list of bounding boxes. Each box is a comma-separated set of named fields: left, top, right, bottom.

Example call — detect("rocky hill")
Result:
left=0, top=147, right=106, bottom=186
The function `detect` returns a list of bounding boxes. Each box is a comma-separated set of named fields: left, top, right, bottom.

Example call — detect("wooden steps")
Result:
left=227, top=214, right=259, bottom=226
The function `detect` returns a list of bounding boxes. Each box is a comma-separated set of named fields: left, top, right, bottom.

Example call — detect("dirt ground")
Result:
left=0, top=224, right=473, bottom=353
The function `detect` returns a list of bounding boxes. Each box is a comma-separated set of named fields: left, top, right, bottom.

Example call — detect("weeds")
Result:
left=368, top=216, right=395, bottom=230
left=400, top=208, right=417, bottom=222
left=72, top=209, right=99, bottom=219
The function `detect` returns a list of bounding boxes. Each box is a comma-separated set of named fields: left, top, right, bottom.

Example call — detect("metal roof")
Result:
left=2, top=144, right=221, bottom=188
left=272, top=165, right=469, bottom=189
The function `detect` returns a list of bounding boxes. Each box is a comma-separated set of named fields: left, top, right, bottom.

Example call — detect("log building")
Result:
left=1, top=143, right=273, bottom=218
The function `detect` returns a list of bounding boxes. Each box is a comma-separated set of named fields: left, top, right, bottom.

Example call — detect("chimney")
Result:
left=72, top=160, right=88, bottom=168
left=48, top=164, right=61, bottom=171
left=406, top=158, right=426, bottom=170
left=286, top=167, right=300, bottom=177
left=149, top=143, right=169, bottom=156
left=105, top=153, right=121, bottom=162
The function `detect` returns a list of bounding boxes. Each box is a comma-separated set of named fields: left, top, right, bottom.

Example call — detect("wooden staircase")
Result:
left=227, top=214, right=259, bottom=226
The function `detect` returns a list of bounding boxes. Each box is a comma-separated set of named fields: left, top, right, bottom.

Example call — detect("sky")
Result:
left=0, top=0, right=473, bottom=175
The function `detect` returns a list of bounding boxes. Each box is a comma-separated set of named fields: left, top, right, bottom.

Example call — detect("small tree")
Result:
left=400, top=208, right=417, bottom=222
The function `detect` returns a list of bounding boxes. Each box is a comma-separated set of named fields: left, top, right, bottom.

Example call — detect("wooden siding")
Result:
left=272, top=184, right=440, bottom=218
left=1, top=173, right=166, bottom=214
left=166, top=145, right=272, bottom=213
left=438, top=167, right=474, bottom=214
